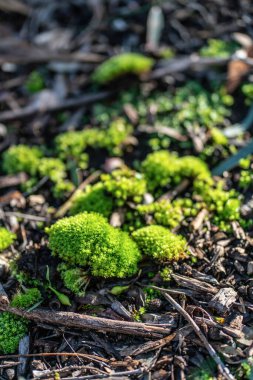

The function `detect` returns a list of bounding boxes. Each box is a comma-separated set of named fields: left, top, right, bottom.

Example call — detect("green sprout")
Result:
left=132, top=225, right=188, bottom=262
left=2, top=144, right=42, bottom=176
left=25, top=71, right=45, bottom=93
left=101, top=167, right=146, bottom=206
left=70, top=183, right=113, bottom=218
left=0, top=288, right=42, bottom=354
left=47, top=212, right=141, bottom=278
left=46, top=266, right=71, bottom=306
left=0, top=228, right=16, bottom=252
left=92, top=53, right=154, bottom=84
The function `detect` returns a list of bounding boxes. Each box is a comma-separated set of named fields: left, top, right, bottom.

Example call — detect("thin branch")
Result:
left=55, top=171, right=101, bottom=218
left=0, top=304, right=171, bottom=338
left=146, top=286, right=235, bottom=380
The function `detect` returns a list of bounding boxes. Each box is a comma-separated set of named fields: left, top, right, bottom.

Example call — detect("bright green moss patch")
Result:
left=2, top=145, right=73, bottom=198
left=47, top=212, right=141, bottom=278
left=11, top=288, right=42, bottom=309
left=137, top=200, right=182, bottom=229
left=56, top=118, right=133, bottom=166
left=141, top=150, right=181, bottom=192
left=101, top=167, right=146, bottom=206
left=142, top=150, right=210, bottom=192
left=3, top=144, right=42, bottom=175
left=194, top=177, right=241, bottom=231
left=70, top=183, right=113, bottom=217
left=0, top=288, right=42, bottom=354
left=0, top=312, right=28, bottom=354
left=199, top=39, right=238, bottom=58
left=132, top=225, right=188, bottom=262
left=0, top=228, right=16, bottom=252
left=92, top=53, right=154, bottom=84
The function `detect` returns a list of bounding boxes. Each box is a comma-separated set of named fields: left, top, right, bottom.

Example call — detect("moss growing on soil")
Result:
left=101, top=167, right=146, bottom=206
left=0, top=288, right=42, bottom=354
left=92, top=53, right=154, bottom=84
left=47, top=212, right=141, bottom=278
left=70, top=183, right=114, bottom=218
left=132, top=225, right=188, bottom=262
left=0, top=228, right=16, bottom=252
left=3, top=144, right=43, bottom=176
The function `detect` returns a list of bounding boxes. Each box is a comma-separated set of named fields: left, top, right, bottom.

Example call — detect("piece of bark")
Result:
left=208, top=288, right=237, bottom=315
left=172, top=274, right=219, bottom=295
left=0, top=304, right=171, bottom=338
left=0, top=173, right=28, bottom=189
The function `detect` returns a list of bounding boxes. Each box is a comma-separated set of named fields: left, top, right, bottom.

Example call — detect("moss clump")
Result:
left=11, top=288, right=42, bottom=309
left=39, top=157, right=74, bottom=197
left=70, top=183, right=113, bottom=218
left=199, top=39, right=238, bottom=58
left=58, top=263, right=88, bottom=296
left=194, top=178, right=241, bottom=231
left=47, top=212, right=141, bottom=278
left=142, top=150, right=210, bottom=192
left=0, top=312, right=28, bottom=354
left=101, top=167, right=146, bottom=206
left=0, top=288, right=42, bottom=354
left=210, top=127, right=228, bottom=146
left=25, top=71, right=45, bottom=93
left=137, top=200, right=182, bottom=229
left=92, top=53, right=154, bottom=84
left=242, top=83, right=253, bottom=105
left=2, top=144, right=42, bottom=175
left=0, top=228, right=16, bottom=252
left=55, top=119, right=133, bottom=166
left=132, top=225, right=188, bottom=262
left=141, top=151, right=181, bottom=192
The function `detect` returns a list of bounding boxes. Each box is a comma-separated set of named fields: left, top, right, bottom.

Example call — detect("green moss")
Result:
left=0, top=288, right=42, bottom=354
left=137, top=200, right=182, bottom=229
left=210, top=127, right=228, bottom=146
left=70, top=183, right=113, bottom=218
left=101, top=167, right=146, bottom=206
left=142, top=150, right=181, bottom=192
left=132, top=225, right=188, bottom=262
left=25, top=71, right=45, bottom=93
left=3, top=144, right=42, bottom=175
left=39, top=157, right=74, bottom=198
left=11, top=288, right=42, bottom=309
left=58, top=263, right=88, bottom=296
left=199, top=39, right=238, bottom=58
left=194, top=178, right=241, bottom=231
left=0, top=228, right=16, bottom=252
left=142, top=150, right=210, bottom=192
left=92, top=53, right=154, bottom=84
left=101, top=118, right=133, bottom=155
left=47, top=212, right=141, bottom=278
left=0, top=312, right=28, bottom=354
left=56, top=119, right=132, bottom=165
left=242, top=83, right=253, bottom=105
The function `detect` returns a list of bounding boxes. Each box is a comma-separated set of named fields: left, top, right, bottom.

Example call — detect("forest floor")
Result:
left=1, top=1, right=253, bottom=379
